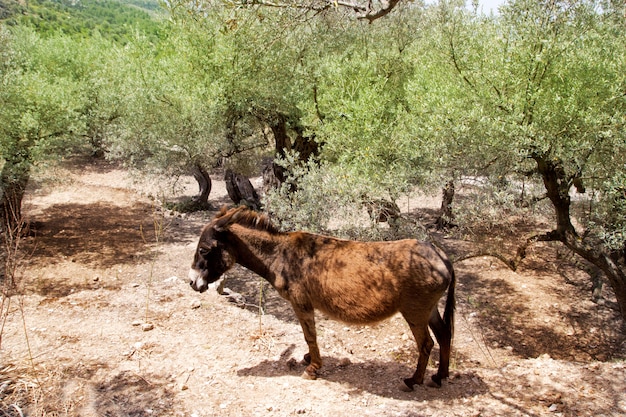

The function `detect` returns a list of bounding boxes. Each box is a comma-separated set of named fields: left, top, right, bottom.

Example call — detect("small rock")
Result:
left=131, top=320, right=142, bottom=327
left=339, top=358, right=351, bottom=367
left=222, top=288, right=246, bottom=305
left=191, top=300, right=202, bottom=309
left=180, top=384, right=188, bottom=391
left=0, top=381, right=11, bottom=395
left=141, top=323, right=154, bottom=332
left=548, top=404, right=558, bottom=412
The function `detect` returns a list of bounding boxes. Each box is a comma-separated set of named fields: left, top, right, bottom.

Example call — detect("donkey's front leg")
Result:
left=292, top=305, right=321, bottom=379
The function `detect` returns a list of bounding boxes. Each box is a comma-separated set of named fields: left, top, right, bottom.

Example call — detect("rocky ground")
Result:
left=1, top=158, right=624, bottom=417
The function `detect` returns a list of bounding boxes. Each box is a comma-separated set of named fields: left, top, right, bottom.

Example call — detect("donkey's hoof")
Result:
left=400, top=378, right=415, bottom=392
left=301, top=370, right=317, bottom=380
left=399, top=382, right=414, bottom=392
left=302, top=353, right=312, bottom=365
left=426, top=374, right=443, bottom=388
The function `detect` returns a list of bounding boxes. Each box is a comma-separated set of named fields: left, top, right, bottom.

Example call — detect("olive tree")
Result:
left=417, top=0, right=626, bottom=319
left=0, top=28, right=88, bottom=233
left=102, top=31, right=228, bottom=206
left=105, top=6, right=337, bottom=205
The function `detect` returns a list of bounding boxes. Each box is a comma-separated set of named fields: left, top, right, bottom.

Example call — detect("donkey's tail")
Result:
left=443, top=261, right=456, bottom=338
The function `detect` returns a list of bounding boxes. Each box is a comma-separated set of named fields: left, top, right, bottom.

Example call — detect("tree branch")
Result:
left=453, top=231, right=560, bottom=271
left=230, top=0, right=402, bottom=22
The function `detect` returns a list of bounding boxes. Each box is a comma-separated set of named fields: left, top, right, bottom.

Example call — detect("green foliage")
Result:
left=0, top=27, right=88, bottom=166
left=0, top=0, right=25, bottom=20
left=312, top=9, right=432, bottom=195
left=264, top=154, right=364, bottom=234
left=2, top=0, right=163, bottom=43
left=102, top=29, right=237, bottom=182
left=265, top=152, right=430, bottom=242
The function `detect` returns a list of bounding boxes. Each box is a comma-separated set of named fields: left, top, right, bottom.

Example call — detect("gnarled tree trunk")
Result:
left=0, top=161, right=29, bottom=236
left=530, top=152, right=626, bottom=324
left=436, top=180, right=456, bottom=230
left=192, top=164, right=212, bottom=205
left=266, top=114, right=319, bottom=191
left=225, top=169, right=261, bottom=210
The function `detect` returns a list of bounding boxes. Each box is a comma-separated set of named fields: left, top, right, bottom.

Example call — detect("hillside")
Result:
left=0, top=0, right=163, bottom=42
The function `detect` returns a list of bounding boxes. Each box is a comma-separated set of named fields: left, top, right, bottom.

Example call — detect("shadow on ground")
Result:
left=456, top=266, right=624, bottom=362
left=26, top=202, right=157, bottom=268
left=236, top=344, right=488, bottom=401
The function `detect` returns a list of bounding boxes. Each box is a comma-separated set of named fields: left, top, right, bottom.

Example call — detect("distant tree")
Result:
left=6, top=0, right=162, bottom=43
left=102, top=32, right=223, bottom=205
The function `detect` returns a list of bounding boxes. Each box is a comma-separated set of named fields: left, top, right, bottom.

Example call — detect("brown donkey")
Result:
left=189, top=206, right=456, bottom=390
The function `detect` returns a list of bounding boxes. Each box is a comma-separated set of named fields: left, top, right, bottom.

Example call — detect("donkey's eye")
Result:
left=198, top=247, right=211, bottom=257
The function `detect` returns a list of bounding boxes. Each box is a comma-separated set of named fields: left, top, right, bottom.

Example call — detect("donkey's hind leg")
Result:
left=428, top=308, right=452, bottom=387
left=401, top=313, right=434, bottom=391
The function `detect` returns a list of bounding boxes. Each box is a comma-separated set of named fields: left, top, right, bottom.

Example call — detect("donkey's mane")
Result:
left=214, top=206, right=280, bottom=234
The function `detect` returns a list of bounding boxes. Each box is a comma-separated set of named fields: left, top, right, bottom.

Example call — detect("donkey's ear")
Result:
left=212, top=221, right=227, bottom=232
left=213, top=206, right=246, bottom=232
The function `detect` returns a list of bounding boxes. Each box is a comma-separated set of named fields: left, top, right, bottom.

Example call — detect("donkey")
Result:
left=189, top=206, right=456, bottom=390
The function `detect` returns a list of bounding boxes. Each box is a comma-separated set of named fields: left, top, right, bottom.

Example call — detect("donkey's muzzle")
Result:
left=189, top=268, right=209, bottom=293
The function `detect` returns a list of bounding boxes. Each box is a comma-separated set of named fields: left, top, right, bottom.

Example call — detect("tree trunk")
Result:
left=436, top=180, right=456, bottom=229
left=532, top=153, right=576, bottom=236
left=268, top=115, right=319, bottom=189
left=192, top=164, right=212, bottom=205
left=225, top=169, right=261, bottom=210
left=563, top=231, right=626, bottom=325
left=269, top=116, right=290, bottom=185
left=292, top=125, right=319, bottom=163
left=532, top=152, right=626, bottom=324
left=0, top=161, right=29, bottom=236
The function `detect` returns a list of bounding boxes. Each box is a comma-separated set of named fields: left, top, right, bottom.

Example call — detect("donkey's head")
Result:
left=189, top=222, right=235, bottom=293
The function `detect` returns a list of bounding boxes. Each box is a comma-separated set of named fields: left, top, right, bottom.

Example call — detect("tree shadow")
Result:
left=219, top=265, right=300, bottom=324
left=25, top=202, right=157, bottom=268
left=236, top=344, right=488, bottom=401
left=16, top=361, right=176, bottom=417
left=455, top=267, right=624, bottom=361
left=93, top=370, right=175, bottom=416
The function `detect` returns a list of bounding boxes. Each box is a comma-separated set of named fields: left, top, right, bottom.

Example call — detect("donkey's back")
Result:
left=281, top=234, right=452, bottom=326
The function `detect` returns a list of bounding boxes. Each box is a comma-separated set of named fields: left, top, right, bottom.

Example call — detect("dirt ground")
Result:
left=1, top=158, right=625, bottom=417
